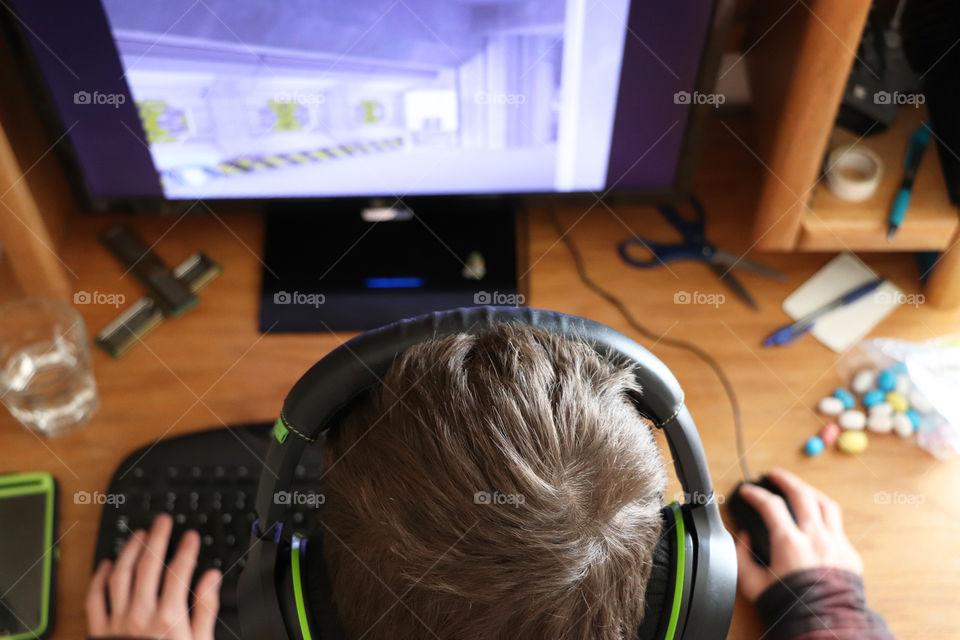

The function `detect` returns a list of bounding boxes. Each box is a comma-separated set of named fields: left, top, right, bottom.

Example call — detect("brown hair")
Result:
left=319, top=324, right=666, bottom=639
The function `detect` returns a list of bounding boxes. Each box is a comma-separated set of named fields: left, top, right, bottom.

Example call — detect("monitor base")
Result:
left=259, top=198, right=525, bottom=332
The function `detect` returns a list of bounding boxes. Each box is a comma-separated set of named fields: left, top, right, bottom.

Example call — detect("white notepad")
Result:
left=782, top=253, right=903, bottom=352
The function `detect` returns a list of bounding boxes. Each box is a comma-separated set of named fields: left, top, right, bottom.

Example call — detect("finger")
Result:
left=765, top=468, right=824, bottom=531
left=734, top=530, right=758, bottom=566
left=733, top=533, right=764, bottom=602
left=86, top=559, right=112, bottom=636
left=159, top=530, right=200, bottom=612
left=132, top=514, right=174, bottom=611
left=191, top=569, right=222, bottom=640
left=739, top=483, right=801, bottom=538
left=109, top=530, right=146, bottom=614
left=816, top=491, right=844, bottom=534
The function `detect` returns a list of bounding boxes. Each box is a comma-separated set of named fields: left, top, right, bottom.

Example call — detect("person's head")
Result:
left=318, top=324, right=667, bottom=639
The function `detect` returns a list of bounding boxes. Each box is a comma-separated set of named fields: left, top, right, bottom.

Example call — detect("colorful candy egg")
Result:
left=863, top=389, right=886, bottom=408
left=838, top=430, right=869, bottom=453
left=820, top=422, right=841, bottom=447
left=804, top=436, right=825, bottom=456
left=877, top=369, right=898, bottom=392
left=817, top=397, right=845, bottom=416
left=892, top=412, right=914, bottom=438
left=869, top=402, right=893, bottom=418
left=895, top=374, right=911, bottom=395
left=832, top=388, right=856, bottom=410
left=867, top=412, right=892, bottom=434
left=908, top=391, right=933, bottom=414
left=839, top=410, right=866, bottom=430
left=886, top=392, right=908, bottom=413
left=905, top=408, right=921, bottom=431
left=851, top=369, right=876, bottom=395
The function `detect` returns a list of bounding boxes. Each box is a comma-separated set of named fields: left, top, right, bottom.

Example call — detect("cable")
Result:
left=548, top=210, right=751, bottom=480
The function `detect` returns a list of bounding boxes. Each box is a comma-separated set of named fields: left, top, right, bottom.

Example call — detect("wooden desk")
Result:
left=2, top=123, right=959, bottom=639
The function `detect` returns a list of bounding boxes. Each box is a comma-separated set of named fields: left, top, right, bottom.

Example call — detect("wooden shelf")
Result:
left=799, top=107, right=959, bottom=250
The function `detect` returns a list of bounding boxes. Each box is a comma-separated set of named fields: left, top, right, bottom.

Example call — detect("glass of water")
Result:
left=0, top=298, right=99, bottom=437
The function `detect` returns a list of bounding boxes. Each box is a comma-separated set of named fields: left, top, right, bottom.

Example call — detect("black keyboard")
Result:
left=93, top=422, right=324, bottom=639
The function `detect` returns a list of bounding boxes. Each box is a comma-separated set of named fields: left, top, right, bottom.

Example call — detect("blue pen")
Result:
left=763, top=277, right=888, bottom=347
left=887, top=124, right=932, bottom=241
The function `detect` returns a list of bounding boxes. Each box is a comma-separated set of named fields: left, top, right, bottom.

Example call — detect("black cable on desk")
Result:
left=548, top=209, right=751, bottom=481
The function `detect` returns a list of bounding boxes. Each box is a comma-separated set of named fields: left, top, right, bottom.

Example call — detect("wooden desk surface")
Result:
left=2, top=121, right=959, bottom=639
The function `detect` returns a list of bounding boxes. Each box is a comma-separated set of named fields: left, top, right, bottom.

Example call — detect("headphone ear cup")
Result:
left=276, top=535, right=330, bottom=640
left=304, top=533, right=346, bottom=639
left=636, top=506, right=676, bottom=640
left=276, top=542, right=302, bottom=640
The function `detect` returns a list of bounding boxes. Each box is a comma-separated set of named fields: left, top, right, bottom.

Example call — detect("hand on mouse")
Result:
left=734, top=467, right=863, bottom=602
left=86, top=513, right=222, bottom=640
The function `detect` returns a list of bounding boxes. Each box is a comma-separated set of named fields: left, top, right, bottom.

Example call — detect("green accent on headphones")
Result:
left=664, top=502, right=685, bottom=640
left=291, top=534, right=312, bottom=640
left=274, top=418, right=290, bottom=444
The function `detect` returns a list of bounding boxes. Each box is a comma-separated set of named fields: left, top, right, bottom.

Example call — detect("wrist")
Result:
left=754, top=567, right=892, bottom=640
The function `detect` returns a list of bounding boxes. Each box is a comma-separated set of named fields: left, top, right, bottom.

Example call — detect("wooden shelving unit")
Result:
left=800, top=107, right=959, bottom=251
left=744, top=0, right=960, bottom=308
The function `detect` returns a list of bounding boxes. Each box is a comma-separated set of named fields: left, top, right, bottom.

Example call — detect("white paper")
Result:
left=782, top=253, right=903, bottom=352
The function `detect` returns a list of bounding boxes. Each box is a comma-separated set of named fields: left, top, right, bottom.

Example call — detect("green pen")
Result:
left=887, top=123, right=932, bottom=241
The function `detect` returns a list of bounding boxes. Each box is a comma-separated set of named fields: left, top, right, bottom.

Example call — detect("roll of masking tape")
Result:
left=825, top=145, right=883, bottom=202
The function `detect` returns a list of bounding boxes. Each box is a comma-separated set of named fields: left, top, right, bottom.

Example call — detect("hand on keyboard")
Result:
left=87, top=514, right=222, bottom=640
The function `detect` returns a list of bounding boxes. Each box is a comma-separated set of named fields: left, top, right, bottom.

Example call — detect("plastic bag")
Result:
left=838, top=335, right=960, bottom=459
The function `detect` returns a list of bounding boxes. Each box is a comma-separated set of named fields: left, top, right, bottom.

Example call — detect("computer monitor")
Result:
left=3, top=0, right=733, bottom=329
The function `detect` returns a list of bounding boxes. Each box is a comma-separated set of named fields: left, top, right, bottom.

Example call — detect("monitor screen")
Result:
left=7, top=0, right=718, bottom=202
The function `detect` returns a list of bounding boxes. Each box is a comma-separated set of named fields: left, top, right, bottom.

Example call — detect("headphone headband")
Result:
left=253, top=306, right=714, bottom=527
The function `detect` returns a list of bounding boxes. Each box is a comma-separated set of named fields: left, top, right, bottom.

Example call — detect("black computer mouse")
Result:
left=727, top=475, right=798, bottom=567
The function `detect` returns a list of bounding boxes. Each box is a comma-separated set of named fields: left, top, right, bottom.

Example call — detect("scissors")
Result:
left=617, top=198, right=786, bottom=310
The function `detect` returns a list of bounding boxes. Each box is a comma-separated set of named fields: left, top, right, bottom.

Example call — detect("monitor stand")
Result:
left=258, top=198, right=526, bottom=332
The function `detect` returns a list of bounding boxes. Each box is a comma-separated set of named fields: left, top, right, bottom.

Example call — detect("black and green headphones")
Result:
left=237, top=306, right=736, bottom=639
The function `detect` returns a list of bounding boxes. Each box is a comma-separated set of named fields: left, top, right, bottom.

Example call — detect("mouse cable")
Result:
left=547, top=209, right=751, bottom=481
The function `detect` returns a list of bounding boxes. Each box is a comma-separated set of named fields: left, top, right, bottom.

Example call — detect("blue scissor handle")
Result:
left=659, top=201, right=708, bottom=243
left=617, top=237, right=709, bottom=267
left=618, top=199, right=711, bottom=268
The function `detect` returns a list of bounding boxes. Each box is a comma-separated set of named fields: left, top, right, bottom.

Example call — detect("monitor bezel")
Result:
left=1, top=0, right=734, bottom=214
